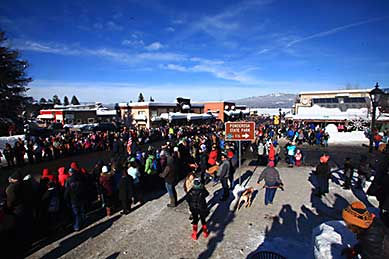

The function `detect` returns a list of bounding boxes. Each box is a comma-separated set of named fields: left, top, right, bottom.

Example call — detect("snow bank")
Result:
left=0, top=135, right=25, bottom=150
left=328, top=131, right=368, bottom=145
left=312, top=220, right=357, bottom=259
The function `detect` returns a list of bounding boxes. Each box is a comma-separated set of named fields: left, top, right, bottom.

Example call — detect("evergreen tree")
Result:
left=52, top=94, right=61, bottom=105
left=0, top=31, right=32, bottom=119
left=71, top=95, right=80, bottom=105
left=138, top=93, right=145, bottom=102
left=149, top=96, right=154, bottom=102
left=39, top=97, right=47, bottom=104
left=63, top=96, right=69, bottom=105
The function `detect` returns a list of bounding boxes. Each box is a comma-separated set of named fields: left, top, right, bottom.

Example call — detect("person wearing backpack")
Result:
left=145, top=152, right=157, bottom=175
left=186, top=178, right=209, bottom=241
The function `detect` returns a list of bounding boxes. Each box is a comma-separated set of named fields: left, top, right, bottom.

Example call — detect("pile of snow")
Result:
left=312, top=220, right=357, bottom=259
left=0, top=134, right=25, bottom=151
left=327, top=131, right=368, bottom=144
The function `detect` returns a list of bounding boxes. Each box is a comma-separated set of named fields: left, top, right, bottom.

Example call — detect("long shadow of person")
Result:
left=197, top=190, right=236, bottom=259
left=246, top=204, right=300, bottom=258
left=40, top=215, right=121, bottom=259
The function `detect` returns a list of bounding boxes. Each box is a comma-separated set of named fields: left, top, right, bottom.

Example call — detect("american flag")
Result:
left=127, top=137, right=132, bottom=154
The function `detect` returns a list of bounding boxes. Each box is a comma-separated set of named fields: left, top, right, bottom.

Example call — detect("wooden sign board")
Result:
left=225, top=121, right=255, bottom=141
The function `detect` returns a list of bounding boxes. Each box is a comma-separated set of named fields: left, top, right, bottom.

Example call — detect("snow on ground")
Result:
left=312, top=220, right=357, bottom=259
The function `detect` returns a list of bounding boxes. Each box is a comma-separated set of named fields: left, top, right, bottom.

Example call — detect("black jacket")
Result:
left=354, top=217, right=389, bottom=259
left=186, top=187, right=209, bottom=212
left=118, top=175, right=134, bottom=202
left=316, top=162, right=331, bottom=178
left=64, top=172, right=87, bottom=206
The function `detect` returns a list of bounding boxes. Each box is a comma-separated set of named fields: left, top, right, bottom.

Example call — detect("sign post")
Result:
left=225, top=121, right=255, bottom=185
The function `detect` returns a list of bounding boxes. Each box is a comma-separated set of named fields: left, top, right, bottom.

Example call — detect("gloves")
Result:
left=341, top=247, right=357, bottom=259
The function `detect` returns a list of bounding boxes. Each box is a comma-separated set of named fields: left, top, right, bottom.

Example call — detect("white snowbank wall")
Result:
left=325, top=123, right=368, bottom=144
left=0, top=135, right=25, bottom=150
left=312, top=220, right=357, bottom=259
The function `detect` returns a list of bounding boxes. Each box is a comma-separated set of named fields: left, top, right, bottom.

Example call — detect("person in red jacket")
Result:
left=99, top=165, right=114, bottom=216
left=41, top=168, right=57, bottom=183
left=58, top=167, right=69, bottom=187
left=207, top=144, right=218, bottom=167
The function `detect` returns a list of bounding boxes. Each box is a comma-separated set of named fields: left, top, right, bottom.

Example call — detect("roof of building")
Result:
left=299, top=89, right=371, bottom=95
left=118, top=101, right=204, bottom=108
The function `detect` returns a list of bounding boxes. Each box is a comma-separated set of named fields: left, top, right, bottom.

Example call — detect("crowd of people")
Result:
left=1, top=118, right=389, bottom=258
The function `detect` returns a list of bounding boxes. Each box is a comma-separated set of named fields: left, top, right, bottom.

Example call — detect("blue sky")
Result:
left=1, top=0, right=389, bottom=103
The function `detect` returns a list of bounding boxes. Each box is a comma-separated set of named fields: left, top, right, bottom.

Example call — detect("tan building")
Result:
left=294, top=89, right=371, bottom=114
left=202, top=101, right=248, bottom=122
left=118, top=100, right=204, bottom=128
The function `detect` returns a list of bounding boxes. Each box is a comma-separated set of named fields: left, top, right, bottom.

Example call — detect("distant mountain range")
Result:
left=231, top=93, right=297, bottom=108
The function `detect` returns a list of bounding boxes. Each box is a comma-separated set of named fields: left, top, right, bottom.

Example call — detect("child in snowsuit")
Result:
left=186, top=178, right=209, bottom=240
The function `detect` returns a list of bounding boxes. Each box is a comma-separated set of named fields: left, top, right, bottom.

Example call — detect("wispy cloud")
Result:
left=145, top=42, right=163, bottom=51
left=93, top=20, right=123, bottom=31
left=162, top=57, right=254, bottom=84
left=29, top=79, right=344, bottom=103
left=16, top=40, right=184, bottom=63
left=165, top=27, right=175, bottom=32
left=191, top=0, right=273, bottom=38
left=122, top=39, right=145, bottom=47
left=286, top=16, right=389, bottom=47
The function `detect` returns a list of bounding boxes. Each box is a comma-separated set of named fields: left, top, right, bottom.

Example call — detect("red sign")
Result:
left=225, top=122, right=255, bottom=141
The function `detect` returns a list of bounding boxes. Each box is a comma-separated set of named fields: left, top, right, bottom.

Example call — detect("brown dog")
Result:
left=237, top=187, right=254, bottom=210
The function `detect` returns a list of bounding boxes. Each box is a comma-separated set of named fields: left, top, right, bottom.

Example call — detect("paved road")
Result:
left=27, top=146, right=382, bottom=259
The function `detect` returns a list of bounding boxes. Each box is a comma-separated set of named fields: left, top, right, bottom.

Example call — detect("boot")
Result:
left=191, top=224, right=198, bottom=240
left=167, top=196, right=176, bottom=208
left=106, top=207, right=111, bottom=216
left=202, top=225, right=209, bottom=238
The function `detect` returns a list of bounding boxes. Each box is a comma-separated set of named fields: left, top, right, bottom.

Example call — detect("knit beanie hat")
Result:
left=268, top=161, right=275, bottom=167
left=70, top=162, right=80, bottom=171
left=342, top=201, right=373, bottom=229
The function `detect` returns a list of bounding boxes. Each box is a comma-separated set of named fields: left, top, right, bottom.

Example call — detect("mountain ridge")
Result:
left=230, top=93, right=296, bottom=108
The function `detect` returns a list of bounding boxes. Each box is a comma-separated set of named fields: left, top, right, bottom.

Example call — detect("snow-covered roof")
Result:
left=159, top=112, right=214, bottom=122
left=96, top=109, right=117, bottom=116
left=249, top=108, right=292, bottom=116
left=299, top=89, right=371, bottom=95
left=118, top=102, right=177, bottom=108
left=293, top=105, right=369, bottom=120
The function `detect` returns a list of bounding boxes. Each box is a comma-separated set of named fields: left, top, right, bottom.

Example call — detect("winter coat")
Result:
left=354, top=217, right=389, bottom=259
left=257, top=167, right=283, bottom=187
left=217, top=160, right=230, bottom=179
left=145, top=155, right=156, bottom=175
left=159, top=156, right=176, bottom=185
left=99, top=172, right=114, bottom=197
left=315, top=162, right=331, bottom=178
left=186, top=187, right=209, bottom=213
left=5, top=182, right=25, bottom=216
left=41, top=168, right=57, bottom=183
left=208, top=150, right=218, bottom=166
left=64, top=172, right=87, bottom=206
left=118, top=175, right=134, bottom=202
left=127, top=167, right=140, bottom=184
left=58, top=167, right=69, bottom=187
left=257, top=143, right=265, bottom=156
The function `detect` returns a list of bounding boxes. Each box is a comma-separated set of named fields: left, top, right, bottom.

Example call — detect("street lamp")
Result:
left=369, top=82, right=384, bottom=152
